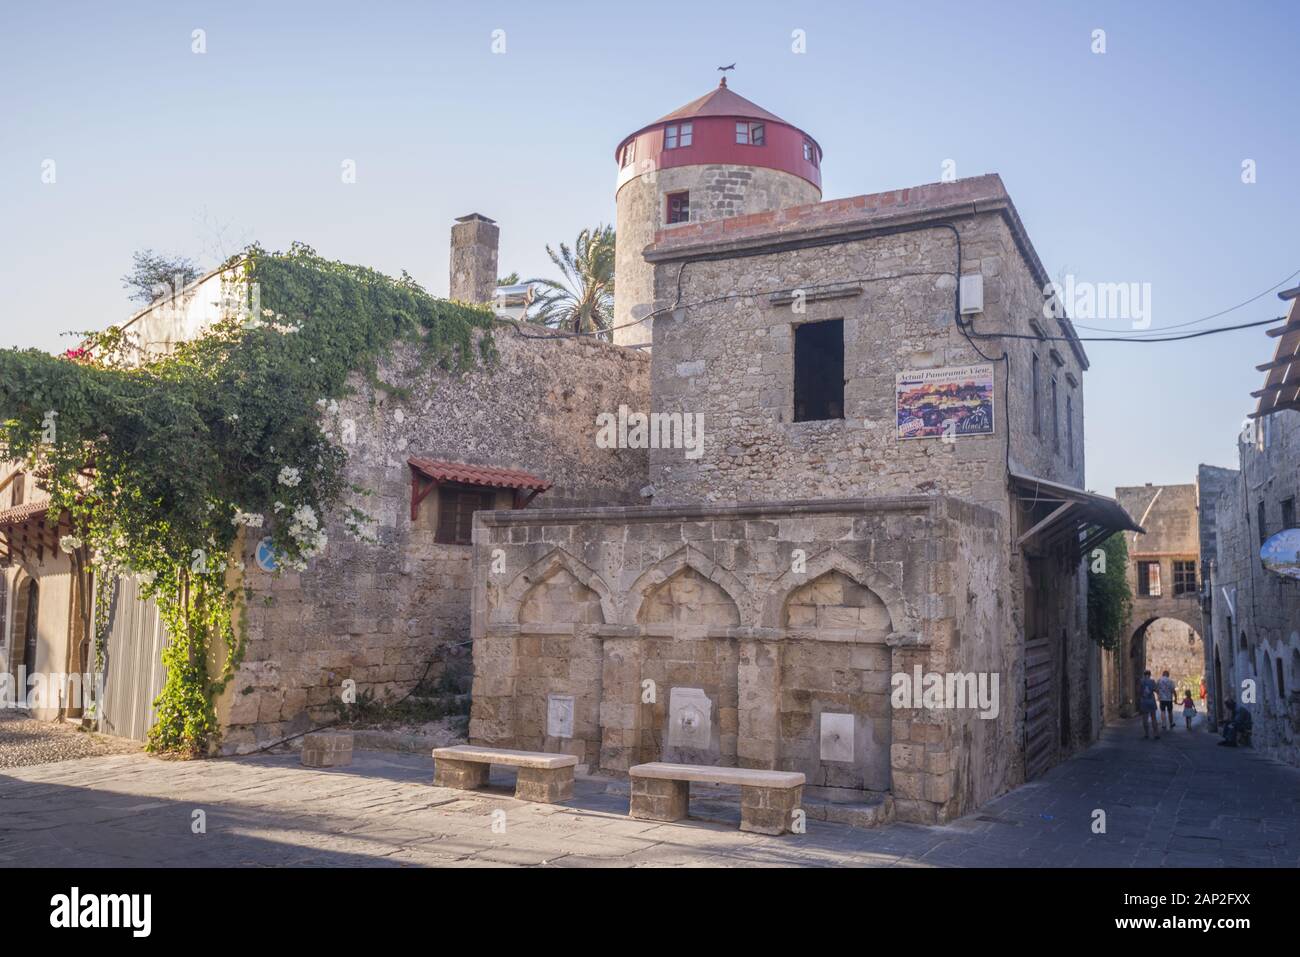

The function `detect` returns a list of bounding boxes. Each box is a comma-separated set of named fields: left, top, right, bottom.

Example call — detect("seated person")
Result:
left=1218, top=698, right=1253, bottom=747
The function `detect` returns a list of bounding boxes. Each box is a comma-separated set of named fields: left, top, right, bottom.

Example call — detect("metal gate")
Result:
left=98, top=576, right=168, bottom=741
left=1023, top=635, right=1057, bottom=780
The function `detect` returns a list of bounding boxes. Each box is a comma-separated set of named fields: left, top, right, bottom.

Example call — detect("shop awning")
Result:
left=1011, top=471, right=1144, bottom=559
left=1250, top=286, right=1300, bottom=419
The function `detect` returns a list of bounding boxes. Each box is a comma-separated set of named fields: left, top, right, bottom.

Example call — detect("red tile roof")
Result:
left=0, top=501, right=49, bottom=526
left=408, top=458, right=552, bottom=491
left=652, top=79, right=789, bottom=126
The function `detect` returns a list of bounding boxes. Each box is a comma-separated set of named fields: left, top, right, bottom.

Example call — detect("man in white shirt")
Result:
left=1156, top=670, right=1177, bottom=731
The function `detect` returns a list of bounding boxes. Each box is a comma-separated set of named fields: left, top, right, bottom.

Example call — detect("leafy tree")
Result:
left=527, top=225, right=615, bottom=336
left=122, top=249, right=202, bottom=304
left=1088, top=533, right=1133, bottom=650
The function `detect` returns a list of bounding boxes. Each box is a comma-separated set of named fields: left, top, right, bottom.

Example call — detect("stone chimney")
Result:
left=449, top=213, right=499, bottom=304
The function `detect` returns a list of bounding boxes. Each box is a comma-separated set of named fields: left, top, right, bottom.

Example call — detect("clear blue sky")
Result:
left=2, top=0, right=1296, bottom=497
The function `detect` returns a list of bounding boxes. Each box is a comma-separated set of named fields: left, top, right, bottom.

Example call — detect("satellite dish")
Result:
left=1260, top=528, right=1300, bottom=580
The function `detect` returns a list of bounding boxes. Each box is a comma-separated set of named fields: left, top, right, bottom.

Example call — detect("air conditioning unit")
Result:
left=959, top=274, right=984, bottom=315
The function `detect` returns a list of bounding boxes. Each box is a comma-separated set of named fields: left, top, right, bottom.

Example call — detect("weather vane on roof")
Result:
left=718, top=63, right=735, bottom=72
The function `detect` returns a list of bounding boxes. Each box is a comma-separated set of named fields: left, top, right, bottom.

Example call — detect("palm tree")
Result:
left=527, top=225, right=616, bottom=336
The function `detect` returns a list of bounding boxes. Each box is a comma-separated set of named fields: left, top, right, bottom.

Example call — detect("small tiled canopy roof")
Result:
left=1251, top=287, right=1300, bottom=419
left=0, top=501, right=49, bottom=526
left=407, top=458, right=552, bottom=492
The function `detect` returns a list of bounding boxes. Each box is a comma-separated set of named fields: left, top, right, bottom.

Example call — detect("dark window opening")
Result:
left=1277, top=658, right=1287, bottom=697
left=1051, top=377, right=1060, bottom=451
left=1066, top=394, right=1074, bottom=467
left=793, top=319, right=844, bottom=422
left=1137, top=560, right=1162, bottom=597
left=1031, top=355, right=1041, bottom=437
left=1173, top=560, right=1197, bottom=596
left=1282, top=497, right=1296, bottom=530
left=435, top=484, right=496, bottom=545
left=666, top=191, right=690, bottom=225
left=1240, top=630, right=1248, bottom=651
left=736, top=121, right=765, bottom=145
left=1258, top=500, right=1268, bottom=545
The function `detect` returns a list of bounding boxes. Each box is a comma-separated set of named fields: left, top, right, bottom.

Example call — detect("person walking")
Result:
left=1138, top=670, right=1160, bottom=739
left=1157, top=669, right=1177, bottom=731
left=1182, top=689, right=1196, bottom=730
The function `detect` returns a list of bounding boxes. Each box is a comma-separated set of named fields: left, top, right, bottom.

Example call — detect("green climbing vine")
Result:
left=0, top=243, right=496, bottom=754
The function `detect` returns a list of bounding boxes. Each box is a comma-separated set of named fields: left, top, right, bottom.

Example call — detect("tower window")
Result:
left=736, top=121, right=765, bottom=146
left=621, top=141, right=635, bottom=168
left=664, top=122, right=692, bottom=149
left=1137, top=561, right=1162, bottom=597
left=793, top=319, right=844, bottom=422
left=803, top=140, right=818, bottom=166
left=666, top=191, right=690, bottom=224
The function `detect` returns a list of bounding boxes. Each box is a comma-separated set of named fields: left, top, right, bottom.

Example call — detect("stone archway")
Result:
left=1129, top=615, right=1205, bottom=714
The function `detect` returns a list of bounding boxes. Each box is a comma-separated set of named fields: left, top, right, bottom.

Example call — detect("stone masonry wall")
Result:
left=216, top=325, right=651, bottom=752
left=469, top=495, right=1011, bottom=824
left=614, top=164, right=820, bottom=348
left=1208, top=414, right=1300, bottom=766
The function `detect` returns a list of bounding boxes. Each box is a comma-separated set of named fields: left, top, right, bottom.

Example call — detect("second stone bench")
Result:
left=432, top=745, right=577, bottom=803
left=628, top=762, right=806, bottom=836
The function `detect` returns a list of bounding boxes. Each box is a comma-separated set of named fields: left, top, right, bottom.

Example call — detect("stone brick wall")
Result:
left=614, top=164, right=820, bottom=348
left=468, top=495, right=1012, bottom=824
left=643, top=188, right=1086, bottom=518
left=1207, top=414, right=1300, bottom=766
left=216, top=325, right=651, bottom=752
left=1110, top=484, right=1204, bottom=716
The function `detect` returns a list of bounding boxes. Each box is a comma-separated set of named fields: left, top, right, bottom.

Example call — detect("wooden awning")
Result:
left=1011, top=471, right=1144, bottom=559
left=1250, top=287, right=1300, bottom=419
left=407, top=458, right=552, bottom=521
left=0, top=501, right=56, bottom=565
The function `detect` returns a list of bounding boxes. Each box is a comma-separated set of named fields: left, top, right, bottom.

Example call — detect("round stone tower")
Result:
left=613, top=78, right=823, bottom=348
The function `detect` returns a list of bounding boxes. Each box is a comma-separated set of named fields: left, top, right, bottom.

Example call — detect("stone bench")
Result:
left=432, top=745, right=577, bottom=803
left=628, top=763, right=806, bottom=836
left=300, top=731, right=353, bottom=768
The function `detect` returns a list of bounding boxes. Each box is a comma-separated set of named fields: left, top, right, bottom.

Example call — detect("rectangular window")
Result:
left=1258, top=500, right=1267, bottom=545
left=1173, top=560, right=1197, bottom=596
left=621, top=142, right=635, bottom=168
left=434, top=485, right=496, bottom=545
left=1282, top=497, right=1296, bottom=529
left=1051, top=377, right=1060, bottom=451
left=1066, top=394, right=1074, bottom=467
left=736, top=121, right=765, bottom=145
left=664, top=122, right=692, bottom=149
left=793, top=320, right=844, bottom=422
left=803, top=140, right=817, bottom=165
left=1137, top=560, right=1162, bottom=597
left=666, top=191, right=690, bottom=224
left=1032, top=355, right=1041, bottom=437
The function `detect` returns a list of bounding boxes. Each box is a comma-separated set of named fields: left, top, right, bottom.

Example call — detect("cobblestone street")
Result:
left=1, top=714, right=1296, bottom=868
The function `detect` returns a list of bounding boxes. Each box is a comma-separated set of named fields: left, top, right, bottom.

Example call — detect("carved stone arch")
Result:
left=496, top=547, right=616, bottom=625
left=626, top=544, right=749, bottom=627
left=760, top=548, right=915, bottom=634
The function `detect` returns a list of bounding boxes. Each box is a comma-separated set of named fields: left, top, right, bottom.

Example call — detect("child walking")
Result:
left=1182, top=689, right=1196, bottom=730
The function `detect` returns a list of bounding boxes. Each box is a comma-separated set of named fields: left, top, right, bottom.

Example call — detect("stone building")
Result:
left=1202, top=285, right=1300, bottom=765
left=468, top=82, right=1140, bottom=824
left=1106, top=484, right=1205, bottom=717
left=3, top=79, right=1143, bottom=823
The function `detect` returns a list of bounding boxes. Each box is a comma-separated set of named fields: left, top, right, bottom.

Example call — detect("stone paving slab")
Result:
left=1, top=714, right=1297, bottom=867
